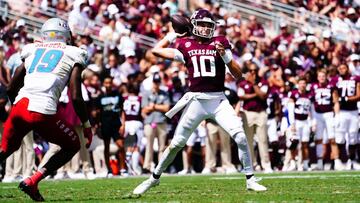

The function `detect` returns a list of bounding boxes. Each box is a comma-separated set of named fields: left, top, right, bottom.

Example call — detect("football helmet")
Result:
left=190, top=9, right=216, bottom=39
left=40, top=18, right=71, bottom=43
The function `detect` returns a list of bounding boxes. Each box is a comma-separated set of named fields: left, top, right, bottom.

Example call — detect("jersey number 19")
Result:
left=29, top=48, right=63, bottom=73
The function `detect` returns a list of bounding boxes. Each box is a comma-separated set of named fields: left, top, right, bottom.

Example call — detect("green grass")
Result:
left=1, top=171, right=360, bottom=202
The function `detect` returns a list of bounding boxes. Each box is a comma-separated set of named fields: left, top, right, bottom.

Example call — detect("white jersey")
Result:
left=14, top=42, right=88, bottom=115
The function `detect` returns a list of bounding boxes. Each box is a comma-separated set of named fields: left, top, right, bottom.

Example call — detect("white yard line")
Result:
left=0, top=186, right=17, bottom=189
left=211, top=174, right=360, bottom=180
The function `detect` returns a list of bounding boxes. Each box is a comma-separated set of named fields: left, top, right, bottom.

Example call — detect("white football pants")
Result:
left=154, top=93, right=253, bottom=175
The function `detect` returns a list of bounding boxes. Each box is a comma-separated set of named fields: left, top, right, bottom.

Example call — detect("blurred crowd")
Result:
left=0, top=0, right=360, bottom=181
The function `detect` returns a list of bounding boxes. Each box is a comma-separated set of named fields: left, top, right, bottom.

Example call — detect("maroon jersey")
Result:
left=266, top=87, right=279, bottom=119
left=176, top=36, right=230, bottom=92
left=311, top=82, right=335, bottom=113
left=331, top=75, right=360, bottom=111
left=123, top=95, right=142, bottom=121
left=290, top=90, right=311, bottom=120
left=238, top=79, right=268, bottom=112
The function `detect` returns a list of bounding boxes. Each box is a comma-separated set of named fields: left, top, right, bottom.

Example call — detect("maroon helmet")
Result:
left=190, top=9, right=216, bottom=39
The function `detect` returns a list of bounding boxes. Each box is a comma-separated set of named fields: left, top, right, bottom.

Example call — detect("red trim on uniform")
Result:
left=1, top=98, right=80, bottom=154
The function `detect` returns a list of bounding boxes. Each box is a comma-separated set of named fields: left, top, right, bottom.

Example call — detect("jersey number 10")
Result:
left=191, top=56, right=216, bottom=78
left=29, top=48, right=64, bottom=73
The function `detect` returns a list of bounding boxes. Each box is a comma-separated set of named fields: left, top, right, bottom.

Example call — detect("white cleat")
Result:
left=178, top=169, right=191, bottom=175
left=334, top=159, right=344, bottom=171
left=286, top=160, right=297, bottom=171
left=352, top=161, right=360, bottom=170
left=133, top=176, right=160, bottom=195
left=246, top=176, right=267, bottom=191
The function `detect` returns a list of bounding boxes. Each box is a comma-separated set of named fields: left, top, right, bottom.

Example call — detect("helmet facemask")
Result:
left=41, top=31, right=71, bottom=43
left=40, top=18, right=71, bottom=44
left=191, top=19, right=216, bottom=39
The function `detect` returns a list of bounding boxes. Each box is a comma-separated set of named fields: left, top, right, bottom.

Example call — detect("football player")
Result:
left=332, top=64, right=360, bottom=170
left=133, top=9, right=266, bottom=195
left=123, top=84, right=143, bottom=175
left=0, top=18, right=92, bottom=201
left=266, top=86, right=282, bottom=170
left=310, top=69, right=339, bottom=170
left=287, top=77, right=312, bottom=171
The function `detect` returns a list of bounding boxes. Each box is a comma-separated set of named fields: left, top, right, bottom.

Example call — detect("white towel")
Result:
left=165, top=92, right=225, bottom=119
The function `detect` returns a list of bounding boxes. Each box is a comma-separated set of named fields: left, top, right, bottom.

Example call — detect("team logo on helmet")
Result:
left=41, top=18, right=71, bottom=44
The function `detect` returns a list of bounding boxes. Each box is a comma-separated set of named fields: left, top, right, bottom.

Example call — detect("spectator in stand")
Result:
left=272, top=22, right=293, bottom=49
left=68, top=0, right=90, bottom=33
left=119, top=50, right=140, bottom=83
left=331, top=8, right=352, bottom=41
left=102, top=53, right=122, bottom=87
left=99, top=17, right=119, bottom=43
left=247, top=15, right=265, bottom=38
left=140, top=22, right=158, bottom=39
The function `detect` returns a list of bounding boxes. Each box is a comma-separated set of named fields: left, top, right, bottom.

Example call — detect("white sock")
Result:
left=132, top=151, right=140, bottom=171
left=303, top=159, right=309, bottom=170
left=317, top=159, right=323, bottom=170
left=153, top=144, right=182, bottom=176
left=316, top=144, right=322, bottom=158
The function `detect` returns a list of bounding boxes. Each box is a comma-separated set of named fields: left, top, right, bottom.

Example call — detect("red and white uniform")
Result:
left=1, top=42, right=87, bottom=153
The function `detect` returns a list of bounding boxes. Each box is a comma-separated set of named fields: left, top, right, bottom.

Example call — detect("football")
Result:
left=170, top=14, right=192, bottom=35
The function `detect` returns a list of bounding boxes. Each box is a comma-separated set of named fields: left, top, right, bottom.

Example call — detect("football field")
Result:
left=1, top=171, right=360, bottom=202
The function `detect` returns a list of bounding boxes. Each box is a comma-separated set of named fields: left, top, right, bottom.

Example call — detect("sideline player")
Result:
left=287, top=77, right=312, bottom=171
left=133, top=9, right=266, bottom=195
left=0, top=18, right=93, bottom=201
left=332, top=64, right=360, bottom=169
left=310, top=69, right=339, bottom=170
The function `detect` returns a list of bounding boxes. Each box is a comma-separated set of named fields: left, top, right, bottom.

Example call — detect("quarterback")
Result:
left=133, top=9, right=266, bottom=195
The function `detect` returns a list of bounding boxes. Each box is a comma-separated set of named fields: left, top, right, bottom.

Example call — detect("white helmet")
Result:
left=41, top=18, right=71, bottom=43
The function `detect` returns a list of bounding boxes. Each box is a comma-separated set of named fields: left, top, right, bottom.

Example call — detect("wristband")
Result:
left=164, top=32, right=177, bottom=44
left=221, top=50, right=233, bottom=64
left=83, top=120, right=91, bottom=128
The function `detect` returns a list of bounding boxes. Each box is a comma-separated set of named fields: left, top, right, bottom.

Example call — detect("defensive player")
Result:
left=310, top=69, right=339, bottom=170
left=332, top=64, right=360, bottom=169
left=0, top=18, right=93, bottom=201
left=133, top=9, right=266, bottom=195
